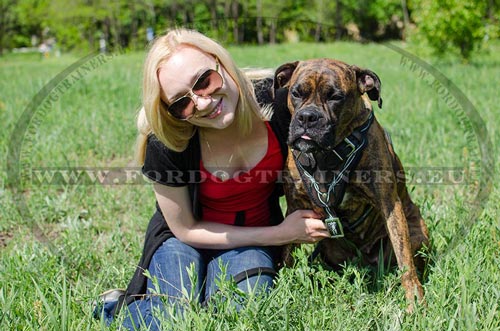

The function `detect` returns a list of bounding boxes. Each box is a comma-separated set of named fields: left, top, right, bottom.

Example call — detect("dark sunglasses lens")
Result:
left=192, top=70, right=223, bottom=96
left=167, top=69, right=223, bottom=120
left=169, top=97, right=193, bottom=119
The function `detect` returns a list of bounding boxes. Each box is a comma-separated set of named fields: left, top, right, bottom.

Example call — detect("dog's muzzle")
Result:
left=288, top=108, right=332, bottom=153
left=295, top=109, right=321, bottom=128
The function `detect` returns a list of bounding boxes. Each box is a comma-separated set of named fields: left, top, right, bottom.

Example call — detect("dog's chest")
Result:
left=336, top=189, right=381, bottom=240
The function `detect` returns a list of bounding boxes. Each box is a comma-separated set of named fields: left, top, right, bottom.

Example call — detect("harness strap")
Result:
left=329, top=112, right=374, bottom=208
left=293, top=112, right=375, bottom=238
left=343, top=205, right=374, bottom=233
left=309, top=246, right=322, bottom=265
left=201, top=267, right=277, bottom=307
left=232, top=267, right=277, bottom=284
left=330, top=112, right=373, bottom=165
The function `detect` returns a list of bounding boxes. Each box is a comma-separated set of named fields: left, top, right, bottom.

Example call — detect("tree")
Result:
left=9, top=0, right=51, bottom=49
left=0, top=0, right=17, bottom=54
left=413, top=0, right=486, bottom=61
left=401, top=0, right=410, bottom=40
left=262, top=0, right=290, bottom=44
left=338, top=0, right=404, bottom=41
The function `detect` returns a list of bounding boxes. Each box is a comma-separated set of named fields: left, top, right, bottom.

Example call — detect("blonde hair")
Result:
left=135, top=29, right=263, bottom=164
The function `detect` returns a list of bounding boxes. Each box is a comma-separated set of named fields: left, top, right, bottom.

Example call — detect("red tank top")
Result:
left=199, top=122, right=283, bottom=227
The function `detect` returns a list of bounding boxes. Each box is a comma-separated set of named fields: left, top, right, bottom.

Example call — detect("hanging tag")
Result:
left=325, top=216, right=344, bottom=238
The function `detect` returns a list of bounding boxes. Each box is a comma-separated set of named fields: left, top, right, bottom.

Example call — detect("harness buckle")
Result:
left=332, top=149, right=344, bottom=161
left=324, top=216, right=345, bottom=238
left=332, top=138, right=357, bottom=162
left=344, top=138, right=356, bottom=158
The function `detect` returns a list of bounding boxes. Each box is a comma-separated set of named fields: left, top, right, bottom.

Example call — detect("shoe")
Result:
left=92, top=289, right=125, bottom=321
left=98, top=288, right=126, bottom=303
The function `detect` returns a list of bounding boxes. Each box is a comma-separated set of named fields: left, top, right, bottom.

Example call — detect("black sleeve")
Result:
left=271, top=86, right=291, bottom=142
left=141, top=134, right=193, bottom=186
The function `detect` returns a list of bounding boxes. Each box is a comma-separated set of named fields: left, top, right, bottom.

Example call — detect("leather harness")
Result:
left=292, top=112, right=375, bottom=238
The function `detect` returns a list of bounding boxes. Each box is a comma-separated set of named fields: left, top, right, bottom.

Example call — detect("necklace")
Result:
left=203, top=135, right=235, bottom=181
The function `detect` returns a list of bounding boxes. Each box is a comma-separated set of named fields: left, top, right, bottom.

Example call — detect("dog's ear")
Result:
left=353, top=66, right=382, bottom=109
left=274, top=61, right=299, bottom=89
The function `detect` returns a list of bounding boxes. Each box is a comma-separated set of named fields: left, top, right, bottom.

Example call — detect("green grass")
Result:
left=1, top=40, right=499, bottom=330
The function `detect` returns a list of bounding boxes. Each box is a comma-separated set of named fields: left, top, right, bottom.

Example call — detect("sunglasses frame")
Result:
left=162, top=57, right=223, bottom=121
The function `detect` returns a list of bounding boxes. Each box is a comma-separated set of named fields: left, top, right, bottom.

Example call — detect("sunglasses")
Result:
left=162, top=58, right=223, bottom=120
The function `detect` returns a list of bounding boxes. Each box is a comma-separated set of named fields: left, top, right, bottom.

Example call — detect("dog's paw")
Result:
left=404, top=281, right=426, bottom=313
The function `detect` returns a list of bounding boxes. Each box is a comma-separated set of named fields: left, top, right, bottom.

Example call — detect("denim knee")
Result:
left=121, top=297, right=162, bottom=331
left=205, top=246, right=276, bottom=301
left=147, top=237, right=205, bottom=304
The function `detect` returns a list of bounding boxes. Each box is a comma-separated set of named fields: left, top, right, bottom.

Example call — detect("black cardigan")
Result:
left=112, top=79, right=290, bottom=316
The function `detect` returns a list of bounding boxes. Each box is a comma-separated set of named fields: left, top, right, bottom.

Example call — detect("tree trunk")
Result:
left=103, top=18, right=111, bottom=50
left=208, top=0, right=217, bottom=32
left=231, top=1, right=239, bottom=43
left=270, top=18, right=276, bottom=44
left=335, top=0, right=343, bottom=40
left=223, top=0, right=231, bottom=42
left=401, top=0, right=410, bottom=40
left=315, top=0, right=323, bottom=42
left=487, top=0, right=495, bottom=21
left=315, top=23, right=321, bottom=42
left=130, top=2, right=138, bottom=50
left=256, top=0, right=263, bottom=44
left=113, top=16, right=122, bottom=48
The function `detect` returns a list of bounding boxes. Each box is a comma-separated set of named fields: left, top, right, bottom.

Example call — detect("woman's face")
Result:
left=157, top=46, right=240, bottom=130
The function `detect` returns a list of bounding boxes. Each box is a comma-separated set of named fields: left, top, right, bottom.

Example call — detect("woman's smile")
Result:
left=203, top=99, right=223, bottom=119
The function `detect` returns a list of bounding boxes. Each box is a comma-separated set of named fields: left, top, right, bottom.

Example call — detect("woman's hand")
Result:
left=277, top=209, right=331, bottom=244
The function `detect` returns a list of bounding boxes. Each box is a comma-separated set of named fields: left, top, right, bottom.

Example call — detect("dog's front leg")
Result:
left=384, top=199, right=424, bottom=312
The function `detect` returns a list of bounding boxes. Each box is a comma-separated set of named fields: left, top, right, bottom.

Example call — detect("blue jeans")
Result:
left=118, top=237, right=276, bottom=330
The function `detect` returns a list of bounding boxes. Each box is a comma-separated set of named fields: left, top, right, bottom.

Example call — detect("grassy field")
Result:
left=1, top=40, right=499, bottom=330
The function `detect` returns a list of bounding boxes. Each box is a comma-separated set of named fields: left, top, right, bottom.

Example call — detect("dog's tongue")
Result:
left=301, top=135, right=312, bottom=140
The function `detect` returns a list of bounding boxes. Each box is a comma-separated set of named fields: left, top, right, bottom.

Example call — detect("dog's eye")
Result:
left=291, top=88, right=302, bottom=99
left=328, top=92, right=344, bottom=102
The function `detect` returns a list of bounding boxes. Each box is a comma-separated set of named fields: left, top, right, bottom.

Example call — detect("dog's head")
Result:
left=274, top=59, right=382, bottom=153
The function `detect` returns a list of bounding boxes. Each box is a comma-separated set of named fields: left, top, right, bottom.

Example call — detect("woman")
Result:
left=100, top=29, right=329, bottom=330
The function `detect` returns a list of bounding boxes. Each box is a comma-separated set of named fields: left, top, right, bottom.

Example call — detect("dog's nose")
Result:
left=296, top=109, right=319, bottom=127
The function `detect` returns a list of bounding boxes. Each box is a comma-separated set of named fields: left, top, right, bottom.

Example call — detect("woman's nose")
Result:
left=192, top=94, right=213, bottom=110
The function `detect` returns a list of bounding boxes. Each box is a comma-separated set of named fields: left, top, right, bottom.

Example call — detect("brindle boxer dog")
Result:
left=274, top=59, right=429, bottom=311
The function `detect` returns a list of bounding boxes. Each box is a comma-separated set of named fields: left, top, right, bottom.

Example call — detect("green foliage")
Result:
left=1, top=0, right=497, bottom=62
left=0, top=0, right=415, bottom=53
left=341, top=0, right=404, bottom=40
left=413, top=0, right=487, bottom=61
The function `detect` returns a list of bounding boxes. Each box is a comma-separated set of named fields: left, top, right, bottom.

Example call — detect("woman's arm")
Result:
left=154, top=183, right=330, bottom=249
